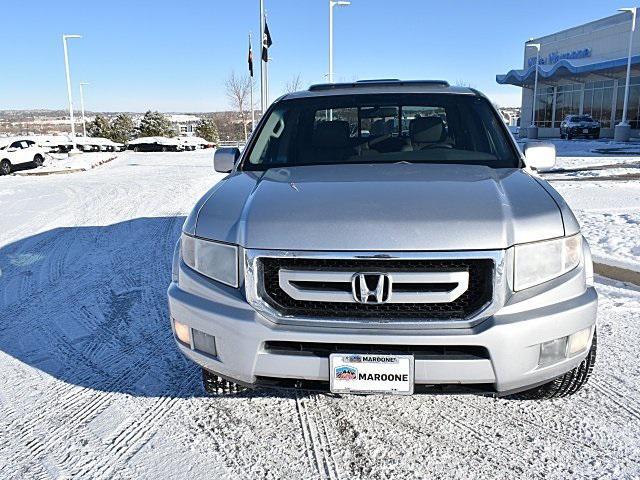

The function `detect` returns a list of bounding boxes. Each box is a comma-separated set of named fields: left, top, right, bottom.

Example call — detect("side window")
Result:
left=9, top=141, right=23, bottom=149
left=248, top=107, right=298, bottom=166
left=21, top=141, right=31, bottom=149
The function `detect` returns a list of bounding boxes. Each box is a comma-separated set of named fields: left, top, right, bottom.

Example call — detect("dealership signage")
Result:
left=528, top=48, right=592, bottom=67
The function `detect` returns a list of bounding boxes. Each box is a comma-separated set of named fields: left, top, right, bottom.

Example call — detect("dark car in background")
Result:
left=560, top=115, right=600, bottom=140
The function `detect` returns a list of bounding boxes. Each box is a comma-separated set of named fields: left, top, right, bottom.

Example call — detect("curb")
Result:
left=14, top=155, right=118, bottom=176
left=594, top=262, right=640, bottom=287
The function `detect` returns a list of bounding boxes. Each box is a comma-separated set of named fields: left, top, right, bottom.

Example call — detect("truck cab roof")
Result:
left=282, top=79, right=481, bottom=101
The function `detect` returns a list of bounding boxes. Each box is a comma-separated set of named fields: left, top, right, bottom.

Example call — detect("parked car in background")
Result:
left=560, top=115, right=600, bottom=140
left=127, top=136, right=182, bottom=152
left=0, top=138, right=47, bottom=175
left=169, top=79, right=597, bottom=400
left=178, top=136, right=212, bottom=151
left=76, top=137, right=124, bottom=153
left=31, top=135, right=74, bottom=153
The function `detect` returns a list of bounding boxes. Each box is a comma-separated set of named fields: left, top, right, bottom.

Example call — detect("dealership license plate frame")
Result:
left=329, top=353, right=414, bottom=395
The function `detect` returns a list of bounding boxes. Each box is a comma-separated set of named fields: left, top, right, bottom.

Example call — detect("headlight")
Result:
left=513, top=234, right=582, bottom=291
left=181, top=233, right=239, bottom=287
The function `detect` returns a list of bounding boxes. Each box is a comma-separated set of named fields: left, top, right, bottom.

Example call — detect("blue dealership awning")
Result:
left=496, top=55, right=640, bottom=87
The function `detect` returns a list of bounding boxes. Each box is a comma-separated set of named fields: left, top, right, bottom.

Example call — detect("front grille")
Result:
left=264, top=341, right=490, bottom=360
left=260, top=257, right=493, bottom=319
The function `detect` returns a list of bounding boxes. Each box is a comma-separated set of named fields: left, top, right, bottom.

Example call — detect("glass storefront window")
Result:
left=583, top=80, right=614, bottom=128
left=534, top=86, right=553, bottom=128
left=554, top=84, right=582, bottom=127
left=615, top=76, right=640, bottom=129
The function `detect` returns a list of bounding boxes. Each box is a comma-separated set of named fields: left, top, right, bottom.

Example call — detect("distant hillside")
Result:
left=0, top=109, right=260, bottom=140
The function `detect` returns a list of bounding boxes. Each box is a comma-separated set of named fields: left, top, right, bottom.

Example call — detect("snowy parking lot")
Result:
left=1, top=148, right=640, bottom=479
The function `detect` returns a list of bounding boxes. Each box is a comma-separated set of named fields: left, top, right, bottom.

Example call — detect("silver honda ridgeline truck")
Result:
left=168, top=80, right=597, bottom=399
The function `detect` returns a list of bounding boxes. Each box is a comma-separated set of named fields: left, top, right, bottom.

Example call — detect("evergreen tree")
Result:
left=195, top=118, right=220, bottom=143
left=87, top=114, right=111, bottom=138
left=109, top=113, right=137, bottom=143
left=138, top=110, right=174, bottom=137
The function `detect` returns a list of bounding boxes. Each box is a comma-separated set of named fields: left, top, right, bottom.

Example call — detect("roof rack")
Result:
left=308, top=79, right=451, bottom=91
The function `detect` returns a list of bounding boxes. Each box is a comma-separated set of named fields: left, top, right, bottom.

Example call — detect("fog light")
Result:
left=567, top=328, right=592, bottom=356
left=539, top=337, right=568, bottom=367
left=173, top=319, right=191, bottom=345
left=192, top=329, right=217, bottom=356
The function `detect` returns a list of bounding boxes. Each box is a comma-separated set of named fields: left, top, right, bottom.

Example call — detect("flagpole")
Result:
left=249, top=32, right=255, bottom=132
left=259, top=0, right=265, bottom=113
left=264, top=10, right=269, bottom=108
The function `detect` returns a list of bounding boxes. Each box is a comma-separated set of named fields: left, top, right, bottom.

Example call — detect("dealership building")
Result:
left=497, top=12, right=640, bottom=138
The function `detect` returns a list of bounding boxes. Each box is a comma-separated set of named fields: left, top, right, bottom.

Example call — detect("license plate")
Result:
left=329, top=353, right=414, bottom=395
left=583, top=129, right=589, bottom=133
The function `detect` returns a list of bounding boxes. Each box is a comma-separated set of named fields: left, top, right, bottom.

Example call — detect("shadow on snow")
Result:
left=0, top=216, right=208, bottom=398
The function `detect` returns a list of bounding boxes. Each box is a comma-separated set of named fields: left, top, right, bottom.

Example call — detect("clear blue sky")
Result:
left=0, top=0, right=628, bottom=112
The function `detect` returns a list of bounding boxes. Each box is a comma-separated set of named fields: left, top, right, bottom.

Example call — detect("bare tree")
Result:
left=225, top=71, right=252, bottom=141
left=454, top=79, right=476, bottom=88
left=285, top=74, right=303, bottom=94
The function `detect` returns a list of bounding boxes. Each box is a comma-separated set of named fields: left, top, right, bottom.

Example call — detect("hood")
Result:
left=193, top=163, right=567, bottom=251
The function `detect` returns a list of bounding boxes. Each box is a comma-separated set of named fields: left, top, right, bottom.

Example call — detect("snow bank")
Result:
left=553, top=178, right=640, bottom=275
left=19, top=152, right=119, bottom=174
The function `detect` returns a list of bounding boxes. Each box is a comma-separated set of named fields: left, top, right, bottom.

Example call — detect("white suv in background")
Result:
left=0, top=138, right=47, bottom=175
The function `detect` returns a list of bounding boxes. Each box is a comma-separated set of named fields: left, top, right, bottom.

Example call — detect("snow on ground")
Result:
left=519, top=138, right=640, bottom=170
left=534, top=139, right=640, bottom=273
left=552, top=180, right=640, bottom=273
left=1, top=150, right=640, bottom=478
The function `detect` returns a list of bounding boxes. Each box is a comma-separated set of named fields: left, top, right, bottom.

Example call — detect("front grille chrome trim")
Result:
left=279, top=269, right=469, bottom=304
left=244, top=249, right=508, bottom=330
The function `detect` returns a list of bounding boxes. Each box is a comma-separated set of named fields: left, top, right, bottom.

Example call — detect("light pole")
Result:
left=62, top=34, right=82, bottom=152
left=329, top=0, right=350, bottom=84
left=526, top=42, right=541, bottom=140
left=79, top=82, right=89, bottom=138
left=615, top=7, right=637, bottom=142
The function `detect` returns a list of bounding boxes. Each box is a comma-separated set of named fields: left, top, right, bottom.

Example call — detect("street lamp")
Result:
left=615, top=7, right=637, bottom=142
left=526, top=42, right=541, bottom=140
left=329, top=0, right=350, bottom=84
left=62, top=34, right=82, bottom=153
left=79, top=82, right=89, bottom=138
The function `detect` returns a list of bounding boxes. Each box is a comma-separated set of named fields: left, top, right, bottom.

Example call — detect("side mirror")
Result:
left=524, top=142, right=555, bottom=171
left=214, top=147, right=240, bottom=173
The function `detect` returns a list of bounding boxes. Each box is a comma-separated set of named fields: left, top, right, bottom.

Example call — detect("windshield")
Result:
left=243, top=93, right=520, bottom=170
left=569, top=115, right=594, bottom=122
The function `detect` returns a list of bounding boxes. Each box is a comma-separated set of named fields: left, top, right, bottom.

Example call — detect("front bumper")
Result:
left=167, top=247, right=598, bottom=394
left=567, top=126, right=600, bottom=137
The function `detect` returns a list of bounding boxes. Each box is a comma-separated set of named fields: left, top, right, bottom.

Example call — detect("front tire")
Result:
left=32, top=154, right=44, bottom=167
left=508, top=330, right=597, bottom=400
left=202, top=368, right=246, bottom=395
left=0, top=159, right=11, bottom=175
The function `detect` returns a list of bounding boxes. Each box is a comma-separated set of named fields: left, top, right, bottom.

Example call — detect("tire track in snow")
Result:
left=181, top=398, right=259, bottom=476
left=448, top=396, right=632, bottom=467
left=294, top=392, right=341, bottom=480
left=78, top=395, right=182, bottom=479
left=592, top=380, right=640, bottom=421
